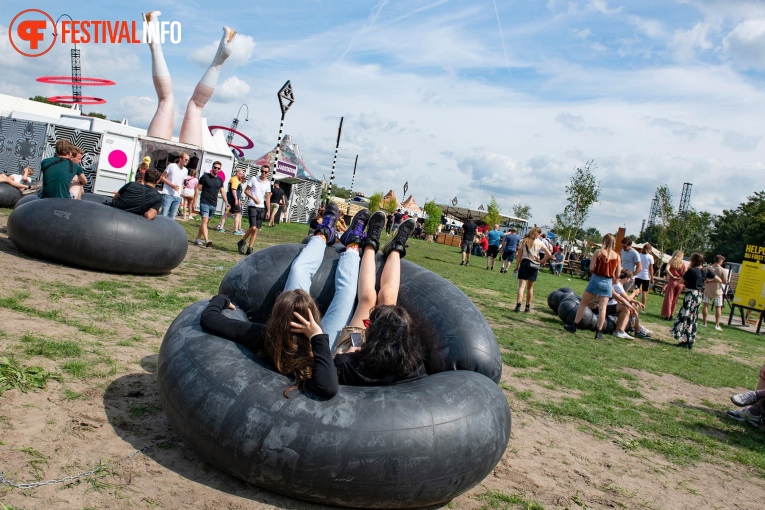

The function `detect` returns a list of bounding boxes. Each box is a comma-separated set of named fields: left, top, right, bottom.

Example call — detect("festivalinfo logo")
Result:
left=8, top=9, right=182, bottom=57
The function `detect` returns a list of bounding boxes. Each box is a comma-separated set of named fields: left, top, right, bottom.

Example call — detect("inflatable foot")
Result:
left=143, top=10, right=162, bottom=22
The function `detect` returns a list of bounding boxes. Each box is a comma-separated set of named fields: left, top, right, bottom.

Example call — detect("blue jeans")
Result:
left=199, top=203, right=216, bottom=218
left=161, top=194, right=181, bottom=218
left=284, top=236, right=360, bottom=350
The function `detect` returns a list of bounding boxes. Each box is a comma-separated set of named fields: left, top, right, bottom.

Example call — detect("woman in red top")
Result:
left=564, top=233, right=621, bottom=339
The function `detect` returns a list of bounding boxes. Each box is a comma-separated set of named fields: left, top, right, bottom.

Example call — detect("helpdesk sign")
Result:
left=733, top=244, right=765, bottom=311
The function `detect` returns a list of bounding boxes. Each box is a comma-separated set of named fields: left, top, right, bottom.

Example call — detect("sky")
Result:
left=2, top=0, right=765, bottom=234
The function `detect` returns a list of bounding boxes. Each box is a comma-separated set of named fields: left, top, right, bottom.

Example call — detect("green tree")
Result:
left=709, top=191, right=765, bottom=263
left=583, top=227, right=601, bottom=244
left=368, top=192, right=384, bottom=213
left=423, top=201, right=442, bottom=237
left=556, top=161, right=601, bottom=250
left=669, top=209, right=714, bottom=255
left=29, top=95, right=63, bottom=106
left=86, top=112, right=107, bottom=119
left=511, top=203, right=531, bottom=220
left=382, top=197, right=398, bottom=214
left=652, top=184, right=675, bottom=256
left=484, top=196, right=501, bottom=227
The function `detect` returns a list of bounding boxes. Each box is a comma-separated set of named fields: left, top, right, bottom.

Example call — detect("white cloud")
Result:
left=189, top=33, right=256, bottom=68
left=670, top=22, right=716, bottom=61
left=723, top=19, right=765, bottom=69
left=0, top=82, right=24, bottom=96
left=214, top=76, right=251, bottom=101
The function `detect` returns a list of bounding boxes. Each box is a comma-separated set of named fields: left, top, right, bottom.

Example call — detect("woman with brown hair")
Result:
left=661, top=250, right=686, bottom=320
left=564, top=233, right=621, bottom=339
left=671, top=253, right=719, bottom=350
left=201, top=205, right=425, bottom=398
left=513, top=227, right=552, bottom=312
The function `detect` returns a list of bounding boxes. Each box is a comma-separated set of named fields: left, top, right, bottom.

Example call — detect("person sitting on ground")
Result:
left=0, top=167, right=35, bottom=190
left=104, top=168, right=163, bottom=220
left=607, top=270, right=652, bottom=339
left=40, top=140, right=86, bottom=199
left=201, top=203, right=424, bottom=398
left=727, top=363, right=765, bottom=427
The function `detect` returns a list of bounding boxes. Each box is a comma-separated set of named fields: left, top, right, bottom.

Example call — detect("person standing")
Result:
left=485, top=224, right=502, bottom=270
left=194, top=162, right=229, bottom=248
left=40, top=140, right=86, bottom=199
left=159, top=152, right=189, bottom=219
left=268, top=180, right=286, bottom=227
left=661, top=250, right=686, bottom=320
left=671, top=253, right=719, bottom=350
left=620, top=237, right=642, bottom=292
left=563, top=233, right=621, bottom=338
left=385, top=213, right=394, bottom=235
left=181, top=168, right=198, bottom=220
left=392, top=209, right=404, bottom=234
left=216, top=168, right=243, bottom=233
left=499, top=228, right=520, bottom=274
left=237, top=165, right=271, bottom=256
left=702, top=255, right=729, bottom=330
left=459, top=216, right=478, bottom=266
left=514, top=227, right=552, bottom=312
left=634, top=244, right=655, bottom=307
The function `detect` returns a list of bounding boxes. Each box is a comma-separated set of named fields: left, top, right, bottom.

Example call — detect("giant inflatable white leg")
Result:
left=179, top=26, right=235, bottom=146
left=144, top=11, right=175, bottom=140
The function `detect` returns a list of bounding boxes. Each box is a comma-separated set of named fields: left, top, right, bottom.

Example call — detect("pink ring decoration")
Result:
left=208, top=125, right=255, bottom=152
left=230, top=146, right=244, bottom=158
left=47, top=96, right=106, bottom=105
left=37, top=76, right=116, bottom=86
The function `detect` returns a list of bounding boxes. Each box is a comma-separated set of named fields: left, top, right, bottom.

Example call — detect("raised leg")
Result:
left=179, top=26, right=236, bottom=146
left=144, top=11, right=175, bottom=140
left=284, top=236, right=326, bottom=292
left=323, top=248, right=361, bottom=350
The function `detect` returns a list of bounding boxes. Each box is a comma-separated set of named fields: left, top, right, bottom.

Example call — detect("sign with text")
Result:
left=733, top=244, right=765, bottom=311
left=275, top=160, right=296, bottom=178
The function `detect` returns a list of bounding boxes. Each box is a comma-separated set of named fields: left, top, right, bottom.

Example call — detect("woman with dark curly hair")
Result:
left=201, top=205, right=425, bottom=399
left=670, top=253, right=719, bottom=350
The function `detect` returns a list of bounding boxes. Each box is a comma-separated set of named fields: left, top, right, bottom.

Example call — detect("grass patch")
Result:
left=0, top=356, right=59, bottom=396
left=477, top=489, right=544, bottom=510
left=21, top=335, right=83, bottom=359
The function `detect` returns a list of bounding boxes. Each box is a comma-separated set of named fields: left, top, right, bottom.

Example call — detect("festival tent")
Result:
left=383, top=190, right=401, bottom=209
left=251, top=134, right=318, bottom=181
left=401, top=195, right=422, bottom=215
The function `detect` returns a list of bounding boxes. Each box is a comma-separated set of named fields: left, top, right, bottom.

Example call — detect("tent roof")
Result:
left=401, top=195, right=421, bottom=213
left=252, top=134, right=319, bottom=181
left=437, top=204, right=529, bottom=225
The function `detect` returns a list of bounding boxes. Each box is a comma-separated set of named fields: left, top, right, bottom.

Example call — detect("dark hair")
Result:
left=690, top=253, right=704, bottom=268
left=714, top=254, right=725, bottom=264
left=144, top=167, right=161, bottom=184
left=622, top=237, right=633, bottom=246
left=265, top=290, right=322, bottom=397
left=360, top=305, right=424, bottom=376
left=619, top=269, right=633, bottom=279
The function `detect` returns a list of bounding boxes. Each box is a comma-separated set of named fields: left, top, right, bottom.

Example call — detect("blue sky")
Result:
left=3, top=0, right=765, bottom=234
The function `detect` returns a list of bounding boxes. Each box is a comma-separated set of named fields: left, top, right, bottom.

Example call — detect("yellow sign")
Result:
left=733, top=244, right=765, bottom=311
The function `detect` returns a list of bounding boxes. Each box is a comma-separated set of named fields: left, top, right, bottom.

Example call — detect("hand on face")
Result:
left=290, top=309, right=322, bottom=338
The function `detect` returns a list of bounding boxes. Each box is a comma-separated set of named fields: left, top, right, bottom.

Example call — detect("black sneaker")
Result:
left=524, top=304, right=530, bottom=313
left=595, top=330, right=603, bottom=339
left=460, top=261, right=465, bottom=266
left=245, top=247, right=253, bottom=255
left=237, top=239, right=246, bottom=255
left=513, top=303, right=521, bottom=312
left=361, top=211, right=386, bottom=252
left=340, top=209, right=370, bottom=246
left=563, top=323, right=577, bottom=334
left=382, top=218, right=416, bottom=258
left=315, top=202, right=339, bottom=245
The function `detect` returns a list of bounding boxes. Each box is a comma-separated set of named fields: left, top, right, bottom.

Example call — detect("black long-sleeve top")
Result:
left=201, top=294, right=339, bottom=399
left=200, top=295, right=428, bottom=398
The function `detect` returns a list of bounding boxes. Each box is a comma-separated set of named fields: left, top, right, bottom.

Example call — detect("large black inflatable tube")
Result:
left=219, top=243, right=503, bottom=382
left=14, top=192, right=105, bottom=209
left=0, top=183, right=22, bottom=208
left=158, top=301, right=511, bottom=508
left=7, top=198, right=188, bottom=274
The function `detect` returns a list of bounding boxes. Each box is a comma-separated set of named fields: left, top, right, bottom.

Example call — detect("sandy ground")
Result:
left=0, top=213, right=763, bottom=510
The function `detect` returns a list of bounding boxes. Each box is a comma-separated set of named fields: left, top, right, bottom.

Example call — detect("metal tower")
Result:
left=647, top=198, right=659, bottom=226
left=640, top=219, right=646, bottom=234
left=70, top=48, right=82, bottom=105
left=678, top=182, right=692, bottom=216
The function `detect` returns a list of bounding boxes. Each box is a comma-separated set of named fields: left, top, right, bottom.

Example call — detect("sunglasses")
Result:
left=212, top=167, right=221, bottom=170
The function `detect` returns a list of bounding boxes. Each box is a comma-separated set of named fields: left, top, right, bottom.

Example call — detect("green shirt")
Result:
left=40, top=157, right=84, bottom=199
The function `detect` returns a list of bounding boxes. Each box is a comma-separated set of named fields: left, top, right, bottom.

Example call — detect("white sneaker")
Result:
left=613, top=331, right=634, bottom=340
left=701, top=323, right=707, bottom=327
left=715, top=325, right=723, bottom=331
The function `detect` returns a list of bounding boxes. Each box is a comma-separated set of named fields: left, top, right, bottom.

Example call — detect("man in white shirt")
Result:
left=159, top=152, right=189, bottom=218
left=237, top=165, right=271, bottom=256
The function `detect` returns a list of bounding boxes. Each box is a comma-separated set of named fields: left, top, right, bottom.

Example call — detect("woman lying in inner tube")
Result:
left=200, top=203, right=426, bottom=399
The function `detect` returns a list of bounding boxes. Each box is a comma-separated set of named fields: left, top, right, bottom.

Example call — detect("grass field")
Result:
left=1, top=210, right=764, bottom=509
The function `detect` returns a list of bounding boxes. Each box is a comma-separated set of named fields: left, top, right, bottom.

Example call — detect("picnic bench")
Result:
left=559, top=260, right=589, bottom=279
